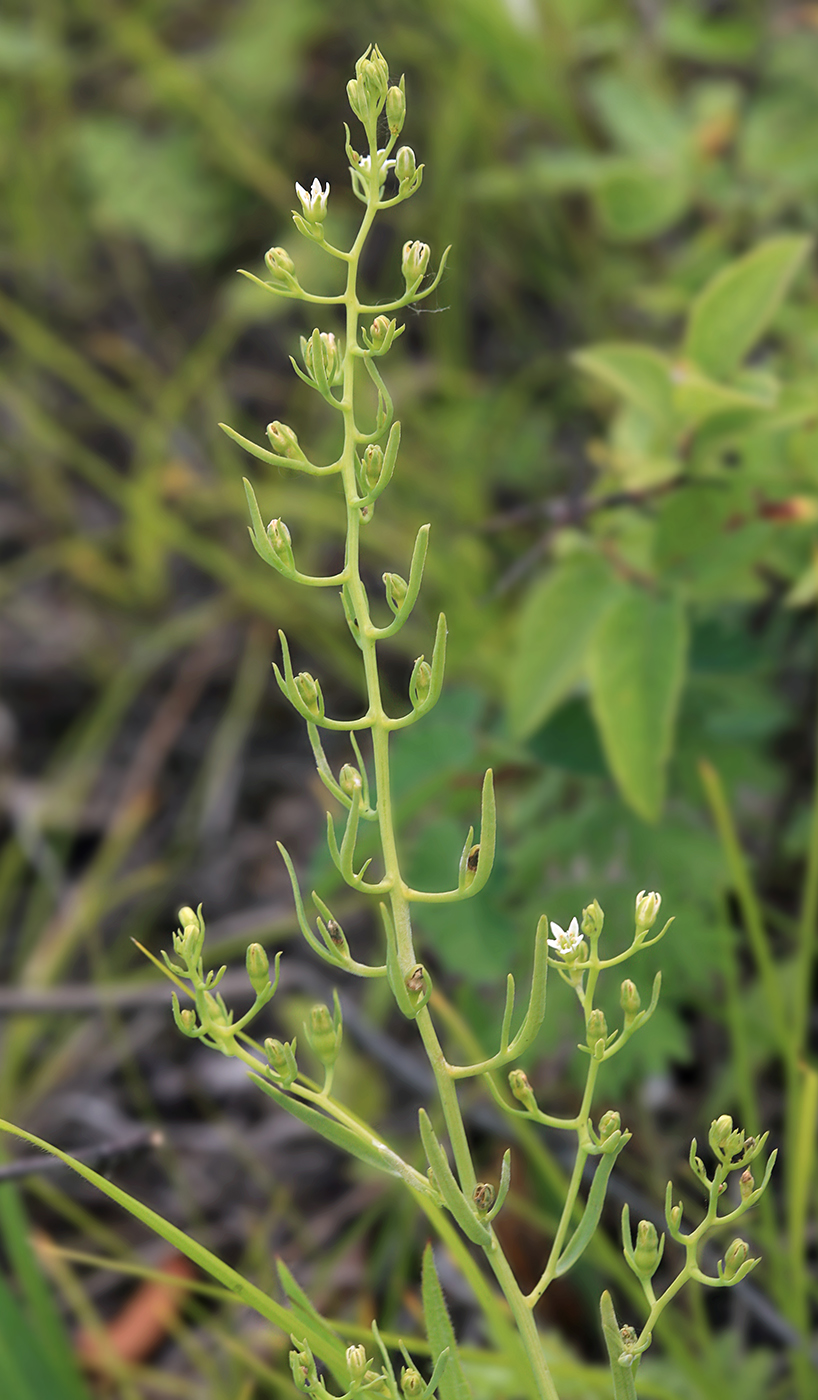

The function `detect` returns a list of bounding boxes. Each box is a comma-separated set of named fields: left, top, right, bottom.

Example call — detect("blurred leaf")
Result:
left=508, top=554, right=621, bottom=739
left=421, top=1244, right=473, bottom=1400
left=594, top=161, right=690, bottom=241
left=527, top=698, right=606, bottom=777
left=72, top=118, right=234, bottom=261
left=574, top=344, right=673, bottom=428
left=684, top=236, right=812, bottom=381
left=588, top=589, right=688, bottom=821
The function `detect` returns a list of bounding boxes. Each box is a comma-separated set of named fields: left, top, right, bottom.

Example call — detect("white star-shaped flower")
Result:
left=548, top=917, right=582, bottom=956
left=294, top=178, right=330, bottom=221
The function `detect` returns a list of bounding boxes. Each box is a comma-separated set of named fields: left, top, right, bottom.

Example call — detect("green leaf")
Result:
left=508, top=554, right=621, bottom=739
left=574, top=344, right=673, bottom=428
left=0, top=1117, right=345, bottom=1380
left=588, top=589, right=688, bottom=821
left=554, top=1137, right=629, bottom=1277
left=594, top=161, right=690, bottom=241
left=684, top=236, right=812, bottom=381
left=421, top=1244, right=474, bottom=1400
left=600, top=1292, right=639, bottom=1399
left=672, top=362, right=775, bottom=431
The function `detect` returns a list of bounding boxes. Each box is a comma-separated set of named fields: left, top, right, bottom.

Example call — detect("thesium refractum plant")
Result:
left=0, top=45, right=776, bottom=1400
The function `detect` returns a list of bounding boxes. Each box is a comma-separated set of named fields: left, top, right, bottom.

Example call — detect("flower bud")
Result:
left=669, top=1202, right=683, bottom=1231
left=581, top=898, right=604, bottom=940
left=245, top=942, right=270, bottom=996
left=294, top=672, right=323, bottom=719
left=266, top=420, right=303, bottom=460
left=463, top=844, right=480, bottom=887
left=620, top=979, right=641, bottom=1020
left=347, top=77, right=365, bottom=120
left=635, top=889, right=661, bottom=933
left=290, top=1344, right=317, bottom=1392
left=598, top=1110, right=621, bottom=1142
left=473, top=1182, right=495, bottom=1214
left=361, top=443, right=383, bottom=489
left=722, top=1237, right=750, bottom=1280
left=386, top=83, right=406, bottom=134
left=307, top=1002, right=342, bottom=1066
left=364, top=1373, right=391, bottom=1398
left=178, top=906, right=198, bottom=928
left=384, top=572, right=408, bottom=613
left=325, top=918, right=347, bottom=952
left=508, top=1069, right=537, bottom=1111
left=401, top=1367, right=424, bottom=1396
left=174, top=921, right=204, bottom=962
left=178, top=1008, right=197, bottom=1035
left=633, top=1220, right=661, bottom=1277
left=339, top=764, right=363, bottom=797
left=709, top=1115, right=733, bottom=1154
left=363, top=315, right=400, bottom=355
left=346, top=1344, right=368, bottom=1381
left=301, top=329, right=343, bottom=388
left=266, top=517, right=294, bottom=571
left=401, top=239, right=430, bottom=287
left=264, top=245, right=297, bottom=289
left=264, top=1037, right=297, bottom=1088
left=410, top=656, right=432, bottom=708
left=740, top=1168, right=755, bottom=1201
left=395, top=145, right=416, bottom=185
left=586, top=1008, right=608, bottom=1056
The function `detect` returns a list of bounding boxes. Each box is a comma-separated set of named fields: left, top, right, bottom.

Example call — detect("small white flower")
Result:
left=294, top=178, right=330, bottom=222
left=548, top=917, right=582, bottom=956
left=635, top=890, right=661, bottom=932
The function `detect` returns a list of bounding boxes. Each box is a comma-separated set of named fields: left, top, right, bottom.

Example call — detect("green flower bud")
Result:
left=264, top=245, right=297, bottom=289
left=401, top=239, right=430, bottom=287
left=401, top=1367, right=424, bottom=1396
left=361, top=443, right=383, bottom=489
left=290, top=1343, right=317, bottom=1392
left=709, top=1115, right=733, bottom=1154
left=346, top=1344, right=368, bottom=1380
left=395, top=145, right=416, bottom=185
left=364, top=1373, right=391, bottom=1398
left=294, top=672, right=323, bottom=719
left=301, top=329, right=343, bottom=388
left=620, top=979, right=641, bottom=1020
left=722, top=1237, right=750, bottom=1280
left=384, top=572, right=408, bottom=613
left=245, top=942, right=270, bottom=996
left=178, top=906, right=198, bottom=928
left=410, top=656, right=432, bottom=708
left=339, top=764, right=363, bottom=798
left=363, top=315, right=400, bottom=355
left=307, top=1002, right=342, bottom=1066
left=669, top=1202, right=683, bottom=1231
left=386, top=82, right=406, bottom=134
left=264, top=1037, right=298, bottom=1088
left=598, top=1110, right=621, bottom=1142
left=266, top=517, right=294, bottom=571
left=586, top=1008, right=608, bottom=1057
left=356, top=44, right=389, bottom=108
left=174, top=920, right=204, bottom=963
left=473, top=1182, right=495, bottom=1214
left=508, top=1068, right=537, bottom=1111
left=633, top=1220, right=661, bottom=1277
left=581, top=898, right=604, bottom=939
left=347, top=77, right=365, bottom=120
left=740, top=1168, right=755, bottom=1200
left=635, top=889, right=661, bottom=933
left=266, top=420, right=303, bottom=460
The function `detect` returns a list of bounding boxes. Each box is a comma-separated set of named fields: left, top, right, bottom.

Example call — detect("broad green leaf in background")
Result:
left=588, top=589, right=688, bottom=822
left=421, top=1244, right=473, bottom=1400
left=683, top=235, right=812, bottom=381
left=508, top=553, right=621, bottom=739
left=573, top=344, right=673, bottom=429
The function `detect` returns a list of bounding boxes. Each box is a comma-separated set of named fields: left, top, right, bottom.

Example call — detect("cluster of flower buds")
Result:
left=401, top=239, right=430, bottom=290
left=346, top=44, right=396, bottom=129
left=173, top=905, right=205, bottom=967
left=708, top=1115, right=759, bottom=1166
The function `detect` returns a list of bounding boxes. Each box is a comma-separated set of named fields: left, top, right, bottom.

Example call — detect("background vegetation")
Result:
left=1, top=1, right=816, bottom=1396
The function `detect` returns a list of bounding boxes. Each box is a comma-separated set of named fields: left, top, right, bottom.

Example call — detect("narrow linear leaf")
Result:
left=588, top=588, right=688, bottom=822
left=574, top=344, right=673, bottom=428
left=684, top=235, right=812, bottom=381
left=508, top=553, right=621, bottom=739
left=0, top=1117, right=345, bottom=1379
left=418, top=1110, right=491, bottom=1246
left=554, top=1141, right=628, bottom=1277
left=421, top=1243, right=474, bottom=1400
left=600, top=1292, right=639, bottom=1399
